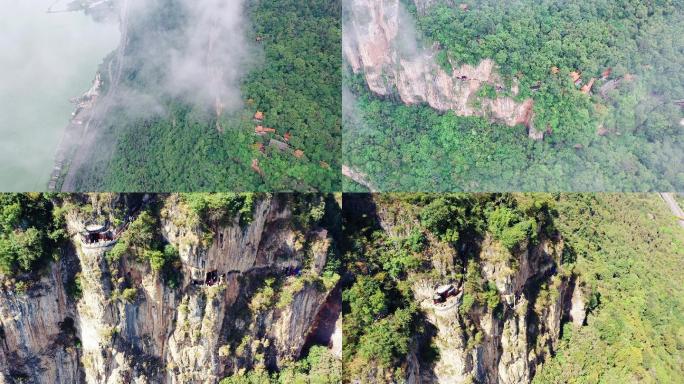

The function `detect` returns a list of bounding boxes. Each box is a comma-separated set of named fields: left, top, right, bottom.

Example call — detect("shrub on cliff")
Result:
left=119, top=288, right=138, bottom=303
left=0, top=194, right=62, bottom=277
left=487, top=205, right=537, bottom=250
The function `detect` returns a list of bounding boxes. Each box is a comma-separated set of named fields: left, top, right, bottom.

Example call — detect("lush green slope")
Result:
left=0, top=193, right=65, bottom=278
left=341, top=193, right=684, bottom=383
left=535, top=194, right=684, bottom=383
left=72, top=0, right=341, bottom=192
left=344, top=0, right=684, bottom=191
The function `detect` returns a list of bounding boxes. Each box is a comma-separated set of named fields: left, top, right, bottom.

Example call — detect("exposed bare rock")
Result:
left=0, top=194, right=340, bottom=384
left=0, top=266, right=82, bottom=384
left=342, top=165, right=377, bottom=192
left=344, top=0, right=534, bottom=128
left=272, top=282, right=330, bottom=363
left=371, top=199, right=576, bottom=384
left=569, top=283, right=586, bottom=327
left=497, top=301, right=530, bottom=384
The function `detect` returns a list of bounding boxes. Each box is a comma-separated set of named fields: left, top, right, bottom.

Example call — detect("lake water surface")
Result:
left=0, top=0, right=119, bottom=191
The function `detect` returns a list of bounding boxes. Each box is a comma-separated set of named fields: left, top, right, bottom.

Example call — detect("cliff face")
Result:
left=0, top=259, right=82, bottom=384
left=371, top=201, right=584, bottom=384
left=343, top=0, right=534, bottom=130
left=0, top=194, right=341, bottom=384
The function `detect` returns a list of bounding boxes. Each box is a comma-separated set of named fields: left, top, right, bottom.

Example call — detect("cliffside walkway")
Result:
left=342, top=165, right=377, bottom=192
left=660, top=193, right=684, bottom=229
left=59, top=0, right=130, bottom=191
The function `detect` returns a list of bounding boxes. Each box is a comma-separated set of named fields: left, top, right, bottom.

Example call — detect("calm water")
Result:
left=0, top=0, right=119, bottom=191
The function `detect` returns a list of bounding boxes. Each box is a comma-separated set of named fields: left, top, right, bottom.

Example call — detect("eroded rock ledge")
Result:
left=0, top=194, right=341, bottom=384
left=344, top=0, right=535, bottom=131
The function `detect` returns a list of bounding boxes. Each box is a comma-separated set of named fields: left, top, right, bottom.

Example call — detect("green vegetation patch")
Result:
left=72, top=0, right=341, bottom=192
left=0, top=193, right=65, bottom=277
left=534, top=194, right=684, bottom=383
left=345, top=0, right=684, bottom=191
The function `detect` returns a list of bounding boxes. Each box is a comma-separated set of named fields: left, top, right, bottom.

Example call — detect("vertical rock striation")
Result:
left=0, top=194, right=340, bottom=384
left=343, top=0, right=534, bottom=130
left=372, top=200, right=584, bottom=384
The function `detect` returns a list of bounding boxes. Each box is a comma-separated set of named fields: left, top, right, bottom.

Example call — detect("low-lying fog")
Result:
left=0, top=0, right=119, bottom=191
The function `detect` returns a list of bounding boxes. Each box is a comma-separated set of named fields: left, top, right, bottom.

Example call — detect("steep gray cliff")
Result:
left=0, top=194, right=341, bottom=384
left=369, top=199, right=586, bottom=384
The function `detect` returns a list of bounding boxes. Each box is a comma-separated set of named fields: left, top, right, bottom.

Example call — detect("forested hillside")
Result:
left=534, top=194, right=684, bottom=383
left=342, top=193, right=684, bottom=383
left=0, top=193, right=65, bottom=277
left=344, top=0, right=683, bottom=191
left=68, top=0, right=340, bottom=192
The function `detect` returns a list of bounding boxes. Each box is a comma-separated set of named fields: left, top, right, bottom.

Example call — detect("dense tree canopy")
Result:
left=534, top=194, right=684, bottom=383
left=344, top=0, right=684, bottom=191
left=0, top=193, right=64, bottom=276
left=71, top=0, right=341, bottom=192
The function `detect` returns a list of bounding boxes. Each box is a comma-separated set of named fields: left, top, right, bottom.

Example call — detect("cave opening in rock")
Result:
left=205, top=270, right=219, bottom=286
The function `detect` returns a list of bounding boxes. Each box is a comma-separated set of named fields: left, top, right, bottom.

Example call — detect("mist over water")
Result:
left=0, top=0, right=119, bottom=191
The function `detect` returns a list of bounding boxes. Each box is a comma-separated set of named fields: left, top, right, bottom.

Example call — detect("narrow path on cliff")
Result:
left=660, top=193, right=684, bottom=229
left=61, top=0, right=130, bottom=191
left=342, top=165, right=377, bottom=192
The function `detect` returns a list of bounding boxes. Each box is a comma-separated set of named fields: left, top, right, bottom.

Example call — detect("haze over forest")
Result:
left=0, top=0, right=341, bottom=192
left=343, top=0, right=684, bottom=192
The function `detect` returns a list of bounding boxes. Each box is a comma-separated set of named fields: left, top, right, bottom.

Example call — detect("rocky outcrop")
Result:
left=409, top=236, right=578, bottom=383
left=342, top=165, right=377, bottom=192
left=0, top=194, right=340, bottom=384
left=372, top=201, right=583, bottom=384
left=0, top=262, right=82, bottom=384
left=568, top=281, right=586, bottom=327
left=344, top=0, right=535, bottom=131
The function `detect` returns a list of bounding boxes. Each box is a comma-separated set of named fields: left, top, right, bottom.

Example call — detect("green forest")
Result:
left=344, top=0, right=684, bottom=191
left=0, top=193, right=65, bottom=278
left=69, top=0, right=341, bottom=192
left=342, top=193, right=684, bottom=383
left=534, top=194, right=684, bottom=382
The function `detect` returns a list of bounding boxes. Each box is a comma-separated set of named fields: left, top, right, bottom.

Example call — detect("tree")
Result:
left=0, top=194, right=60, bottom=277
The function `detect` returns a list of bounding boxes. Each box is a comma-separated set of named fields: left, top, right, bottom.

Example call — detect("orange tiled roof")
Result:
left=569, top=71, right=581, bottom=83
left=255, top=125, right=276, bottom=134
left=581, top=78, right=596, bottom=94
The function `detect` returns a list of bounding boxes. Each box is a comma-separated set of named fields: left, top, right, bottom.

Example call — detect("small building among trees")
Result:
left=433, top=284, right=457, bottom=304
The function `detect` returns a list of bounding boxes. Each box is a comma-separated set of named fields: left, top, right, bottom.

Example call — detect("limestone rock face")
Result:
left=0, top=195, right=340, bottom=384
left=373, top=200, right=579, bottom=384
left=569, top=282, right=587, bottom=327
left=410, top=237, right=575, bottom=384
left=344, top=0, right=535, bottom=129
left=0, top=266, right=82, bottom=384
